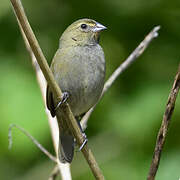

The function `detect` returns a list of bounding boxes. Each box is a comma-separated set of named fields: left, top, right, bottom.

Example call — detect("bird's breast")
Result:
left=52, top=45, right=105, bottom=116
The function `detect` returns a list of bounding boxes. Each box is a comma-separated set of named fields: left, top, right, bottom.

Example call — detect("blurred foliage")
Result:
left=0, top=0, right=180, bottom=179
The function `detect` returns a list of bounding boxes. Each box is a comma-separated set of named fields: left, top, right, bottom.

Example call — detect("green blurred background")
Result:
left=0, top=0, right=180, bottom=179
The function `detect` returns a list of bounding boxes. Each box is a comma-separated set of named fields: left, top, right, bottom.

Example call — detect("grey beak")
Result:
left=92, top=22, right=107, bottom=32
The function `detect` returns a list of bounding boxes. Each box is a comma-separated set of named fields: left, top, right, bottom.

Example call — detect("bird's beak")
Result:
left=92, top=22, right=107, bottom=32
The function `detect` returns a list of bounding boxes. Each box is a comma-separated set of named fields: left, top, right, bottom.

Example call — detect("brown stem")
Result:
left=147, top=64, right=180, bottom=180
left=15, top=13, right=72, bottom=179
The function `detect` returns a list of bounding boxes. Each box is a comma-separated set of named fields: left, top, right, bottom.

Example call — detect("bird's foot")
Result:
left=75, top=118, right=88, bottom=150
left=55, top=92, right=69, bottom=111
left=79, top=133, right=88, bottom=151
left=74, top=132, right=88, bottom=151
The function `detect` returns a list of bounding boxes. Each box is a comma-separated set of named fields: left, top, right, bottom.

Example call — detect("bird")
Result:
left=46, top=18, right=106, bottom=163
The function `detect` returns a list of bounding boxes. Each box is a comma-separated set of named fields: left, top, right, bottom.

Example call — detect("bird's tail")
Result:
left=59, top=133, right=74, bottom=163
left=46, top=86, right=75, bottom=163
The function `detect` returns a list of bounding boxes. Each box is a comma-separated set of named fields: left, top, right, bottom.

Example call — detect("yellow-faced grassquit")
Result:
left=46, top=18, right=106, bottom=163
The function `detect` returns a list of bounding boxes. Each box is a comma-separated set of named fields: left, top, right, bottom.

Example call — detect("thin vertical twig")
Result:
left=147, top=64, right=180, bottom=180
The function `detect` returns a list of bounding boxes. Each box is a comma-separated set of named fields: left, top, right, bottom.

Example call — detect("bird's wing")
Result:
left=46, top=85, right=56, bottom=117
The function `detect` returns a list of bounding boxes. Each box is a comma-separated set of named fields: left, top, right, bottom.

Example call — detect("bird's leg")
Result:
left=55, top=92, right=69, bottom=111
left=74, top=133, right=88, bottom=151
left=76, top=119, right=88, bottom=151
left=79, top=134, right=88, bottom=151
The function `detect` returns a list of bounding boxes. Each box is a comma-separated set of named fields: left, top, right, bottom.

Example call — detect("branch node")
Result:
left=153, top=26, right=161, bottom=38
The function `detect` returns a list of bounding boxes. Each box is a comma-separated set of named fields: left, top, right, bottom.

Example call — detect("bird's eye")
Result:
left=81, top=24, right=87, bottom=29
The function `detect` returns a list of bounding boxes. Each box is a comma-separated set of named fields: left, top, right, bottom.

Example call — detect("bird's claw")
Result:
left=55, top=92, right=69, bottom=111
left=79, top=133, right=88, bottom=151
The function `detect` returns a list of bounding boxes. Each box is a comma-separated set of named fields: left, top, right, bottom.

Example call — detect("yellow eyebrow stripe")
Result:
left=77, top=22, right=96, bottom=27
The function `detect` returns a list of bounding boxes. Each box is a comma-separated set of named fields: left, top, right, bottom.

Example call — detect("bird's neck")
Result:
left=59, top=34, right=98, bottom=48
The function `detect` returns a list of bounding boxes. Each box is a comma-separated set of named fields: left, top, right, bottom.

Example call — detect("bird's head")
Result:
left=59, top=18, right=107, bottom=48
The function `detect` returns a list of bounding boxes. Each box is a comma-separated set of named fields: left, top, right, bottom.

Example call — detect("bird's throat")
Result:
left=94, top=32, right=100, bottom=43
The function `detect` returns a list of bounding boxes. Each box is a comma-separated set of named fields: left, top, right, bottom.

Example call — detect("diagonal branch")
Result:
left=147, top=64, right=180, bottom=180
left=48, top=165, right=59, bottom=180
left=81, top=26, right=160, bottom=130
left=10, top=0, right=104, bottom=179
left=15, top=14, right=72, bottom=180
left=8, top=124, right=57, bottom=163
